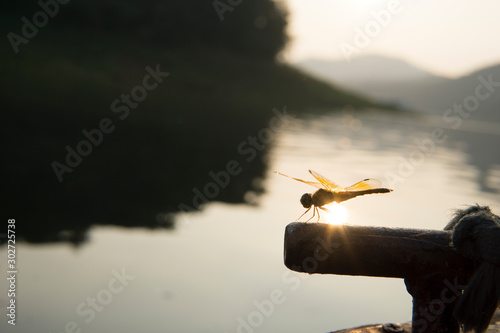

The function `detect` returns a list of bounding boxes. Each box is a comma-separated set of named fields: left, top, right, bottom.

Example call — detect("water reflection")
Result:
left=452, top=130, right=500, bottom=193
left=2, top=104, right=274, bottom=245
left=2, top=109, right=499, bottom=333
left=283, top=110, right=500, bottom=198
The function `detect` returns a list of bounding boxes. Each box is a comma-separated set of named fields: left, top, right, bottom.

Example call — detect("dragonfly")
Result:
left=275, top=170, right=393, bottom=222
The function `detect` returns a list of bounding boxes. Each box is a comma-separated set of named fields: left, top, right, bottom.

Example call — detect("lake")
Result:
left=1, top=108, right=499, bottom=333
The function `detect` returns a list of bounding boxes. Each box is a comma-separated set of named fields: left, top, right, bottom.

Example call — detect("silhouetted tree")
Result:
left=4, top=0, right=288, bottom=59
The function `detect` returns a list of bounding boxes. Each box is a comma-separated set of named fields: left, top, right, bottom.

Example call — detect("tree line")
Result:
left=4, top=0, right=288, bottom=59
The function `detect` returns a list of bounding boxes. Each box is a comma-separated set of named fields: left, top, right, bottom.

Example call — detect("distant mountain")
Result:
left=426, top=64, right=500, bottom=122
left=298, top=55, right=434, bottom=83
left=296, top=55, right=450, bottom=111
left=295, top=55, right=500, bottom=121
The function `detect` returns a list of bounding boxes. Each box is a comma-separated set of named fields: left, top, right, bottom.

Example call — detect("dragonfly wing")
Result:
left=274, top=171, right=324, bottom=189
left=346, top=179, right=384, bottom=192
left=308, top=170, right=345, bottom=192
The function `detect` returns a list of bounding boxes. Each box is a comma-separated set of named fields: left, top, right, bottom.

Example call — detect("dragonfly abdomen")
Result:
left=338, top=188, right=393, bottom=203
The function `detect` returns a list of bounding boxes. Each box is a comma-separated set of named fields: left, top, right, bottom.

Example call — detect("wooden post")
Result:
left=284, top=222, right=476, bottom=333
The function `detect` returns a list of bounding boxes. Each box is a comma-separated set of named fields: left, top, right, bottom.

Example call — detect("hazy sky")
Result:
left=283, top=0, right=500, bottom=78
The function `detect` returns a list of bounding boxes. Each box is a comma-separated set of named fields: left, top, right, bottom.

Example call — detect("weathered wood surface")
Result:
left=330, top=322, right=410, bottom=333
left=329, top=309, right=500, bottom=333
left=284, top=222, right=474, bottom=279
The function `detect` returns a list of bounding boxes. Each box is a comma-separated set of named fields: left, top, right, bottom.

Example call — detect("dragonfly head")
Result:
left=300, top=193, right=313, bottom=208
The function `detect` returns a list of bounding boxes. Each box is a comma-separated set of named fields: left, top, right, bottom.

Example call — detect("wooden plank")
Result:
left=284, top=222, right=474, bottom=279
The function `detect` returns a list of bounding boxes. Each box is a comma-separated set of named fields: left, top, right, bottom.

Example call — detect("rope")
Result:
left=444, top=205, right=500, bottom=333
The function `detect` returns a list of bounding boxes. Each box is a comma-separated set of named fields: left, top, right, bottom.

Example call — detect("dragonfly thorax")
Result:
left=300, top=193, right=313, bottom=208
left=312, top=188, right=336, bottom=206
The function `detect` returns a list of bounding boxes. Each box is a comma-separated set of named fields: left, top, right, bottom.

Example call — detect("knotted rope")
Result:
left=444, top=205, right=500, bottom=333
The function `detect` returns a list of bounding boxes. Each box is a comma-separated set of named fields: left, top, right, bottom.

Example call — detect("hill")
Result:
left=298, top=55, right=433, bottom=83
left=422, top=64, right=500, bottom=122
left=296, top=55, right=500, bottom=119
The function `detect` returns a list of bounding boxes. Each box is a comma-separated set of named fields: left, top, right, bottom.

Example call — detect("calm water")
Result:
left=1, top=109, right=499, bottom=333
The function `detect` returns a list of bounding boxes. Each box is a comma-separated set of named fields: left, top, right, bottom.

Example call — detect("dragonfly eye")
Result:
left=300, top=193, right=313, bottom=208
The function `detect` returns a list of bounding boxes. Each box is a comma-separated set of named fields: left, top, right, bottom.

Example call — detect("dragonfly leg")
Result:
left=305, top=207, right=316, bottom=223
left=297, top=207, right=311, bottom=222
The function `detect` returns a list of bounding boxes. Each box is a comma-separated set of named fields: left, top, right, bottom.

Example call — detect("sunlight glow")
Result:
left=284, top=0, right=500, bottom=78
left=324, top=203, right=348, bottom=225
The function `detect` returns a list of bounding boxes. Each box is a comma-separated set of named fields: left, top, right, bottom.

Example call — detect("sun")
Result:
left=324, top=203, right=348, bottom=225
